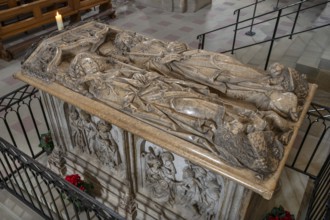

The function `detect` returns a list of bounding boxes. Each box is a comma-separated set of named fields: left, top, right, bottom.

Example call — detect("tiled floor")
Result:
left=0, top=190, right=43, bottom=220
left=0, top=0, right=329, bottom=219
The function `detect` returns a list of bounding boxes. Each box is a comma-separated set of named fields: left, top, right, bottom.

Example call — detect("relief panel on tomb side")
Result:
left=135, top=137, right=225, bottom=220
left=64, top=104, right=126, bottom=179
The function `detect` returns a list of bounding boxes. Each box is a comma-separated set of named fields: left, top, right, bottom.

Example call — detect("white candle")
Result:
left=55, top=11, right=64, bottom=31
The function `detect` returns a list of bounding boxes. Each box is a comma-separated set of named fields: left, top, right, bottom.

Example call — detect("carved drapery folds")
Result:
left=21, top=21, right=310, bottom=177
left=67, top=106, right=122, bottom=170
left=141, top=146, right=222, bottom=219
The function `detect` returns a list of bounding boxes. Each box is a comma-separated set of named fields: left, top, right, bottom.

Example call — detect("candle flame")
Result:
left=56, top=11, right=60, bottom=16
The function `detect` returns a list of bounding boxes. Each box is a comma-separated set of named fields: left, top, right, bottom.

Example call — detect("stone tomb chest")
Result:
left=16, top=21, right=316, bottom=219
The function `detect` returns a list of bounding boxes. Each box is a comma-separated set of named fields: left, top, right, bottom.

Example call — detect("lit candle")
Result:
left=55, top=11, right=64, bottom=31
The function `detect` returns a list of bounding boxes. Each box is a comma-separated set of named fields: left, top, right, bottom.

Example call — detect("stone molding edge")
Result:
left=14, top=72, right=317, bottom=200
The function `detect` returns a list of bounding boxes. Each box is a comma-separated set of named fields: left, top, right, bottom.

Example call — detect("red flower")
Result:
left=282, top=211, right=294, bottom=220
left=264, top=206, right=295, bottom=220
left=65, top=174, right=92, bottom=193
left=65, top=174, right=82, bottom=187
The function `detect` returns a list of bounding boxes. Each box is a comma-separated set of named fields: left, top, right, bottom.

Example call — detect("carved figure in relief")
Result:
left=68, top=106, right=121, bottom=169
left=21, top=22, right=310, bottom=176
left=141, top=148, right=221, bottom=219
left=98, top=31, right=308, bottom=121
left=69, top=109, right=87, bottom=152
left=142, top=147, right=176, bottom=202
left=161, top=151, right=176, bottom=181
left=94, top=120, right=121, bottom=168
left=80, top=111, right=97, bottom=154
left=178, top=166, right=202, bottom=206
left=176, top=160, right=221, bottom=219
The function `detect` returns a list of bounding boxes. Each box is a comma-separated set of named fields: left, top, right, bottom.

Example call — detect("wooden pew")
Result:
left=0, top=0, right=19, bottom=9
left=0, top=0, right=113, bottom=60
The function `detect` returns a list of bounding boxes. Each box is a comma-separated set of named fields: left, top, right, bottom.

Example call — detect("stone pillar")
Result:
left=180, top=0, right=187, bottom=12
left=48, top=147, right=67, bottom=176
left=119, top=192, right=137, bottom=220
left=39, top=91, right=71, bottom=176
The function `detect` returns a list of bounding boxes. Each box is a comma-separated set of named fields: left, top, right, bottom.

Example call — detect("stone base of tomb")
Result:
left=11, top=77, right=313, bottom=219
left=62, top=137, right=252, bottom=220
left=38, top=90, right=253, bottom=219
left=135, top=0, right=212, bottom=13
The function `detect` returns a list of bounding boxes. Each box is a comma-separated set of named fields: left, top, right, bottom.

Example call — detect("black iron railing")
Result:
left=287, top=103, right=330, bottom=179
left=197, top=0, right=330, bottom=70
left=273, top=0, right=305, bottom=10
left=0, top=84, right=49, bottom=159
left=233, top=0, right=266, bottom=37
left=306, top=153, right=330, bottom=220
left=0, top=137, right=124, bottom=220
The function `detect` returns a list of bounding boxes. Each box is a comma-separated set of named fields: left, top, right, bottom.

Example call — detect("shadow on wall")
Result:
left=83, top=171, right=103, bottom=197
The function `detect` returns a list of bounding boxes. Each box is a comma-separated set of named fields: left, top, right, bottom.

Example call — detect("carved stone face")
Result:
left=80, top=111, right=92, bottom=123
left=114, top=32, right=135, bottom=51
left=70, top=110, right=79, bottom=120
left=166, top=42, right=188, bottom=54
left=80, top=57, right=100, bottom=75
left=97, top=121, right=111, bottom=133
left=269, top=62, right=285, bottom=78
left=147, top=158, right=162, bottom=170
left=182, top=167, right=194, bottom=179
left=161, top=152, right=174, bottom=162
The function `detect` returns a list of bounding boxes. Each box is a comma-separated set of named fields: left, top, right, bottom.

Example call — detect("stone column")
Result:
left=40, top=91, right=70, bottom=176
left=48, top=148, right=66, bottom=176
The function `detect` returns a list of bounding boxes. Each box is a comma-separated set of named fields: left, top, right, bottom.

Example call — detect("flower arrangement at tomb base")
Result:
left=38, top=131, right=54, bottom=155
left=65, top=174, right=93, bottom=194
left=16, top=21, right=317, bottom=201
left=263, top=206, right=295, bottom=220
left=64, top=174, right=94, bottom=212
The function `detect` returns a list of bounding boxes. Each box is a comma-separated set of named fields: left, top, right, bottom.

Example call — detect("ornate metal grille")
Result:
left=0, top=84, right=49, bottom=158
left=0, top=137, right=124, bottom=220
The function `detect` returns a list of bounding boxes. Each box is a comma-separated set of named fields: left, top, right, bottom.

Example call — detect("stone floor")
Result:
left=0, top=0, right=329, bottom=219
left=0, top=190, right=43, bottom=220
